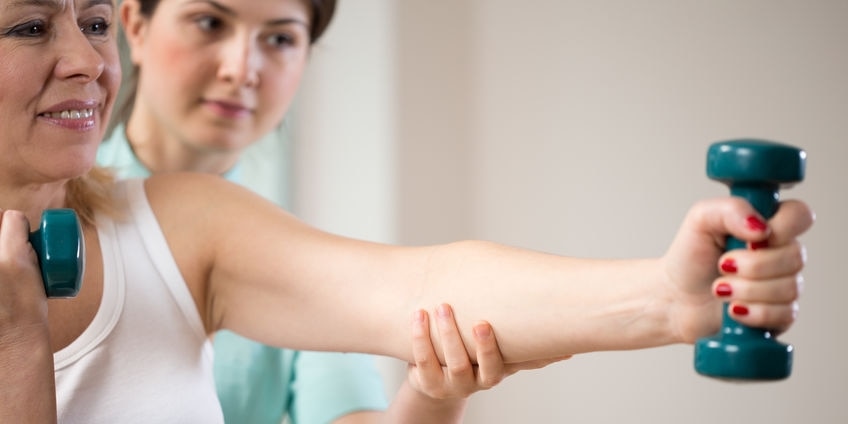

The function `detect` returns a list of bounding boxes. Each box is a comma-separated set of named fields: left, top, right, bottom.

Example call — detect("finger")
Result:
left=665, top=197, right=772, bottom=281
left=435, top=304, right=475, bottom=383
left=0, top=210, right=35, bottom=264
left=766, top=200, right=815, bottom=247
left=687, top=197, right=773, bottom=249
left=409, top=309, right=444, bottom=394
left=471, top=321, right=506, bottom=389
left=713, top=273, right=802, bottom=307
left=718, top=241, right=805, bottom=280
left=727, top=300, right=798, bottom=335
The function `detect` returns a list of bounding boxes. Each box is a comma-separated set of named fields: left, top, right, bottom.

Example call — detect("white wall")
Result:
left=293, top=1, right=848, bottom=422
left=292, top=0, right=397, bottom=244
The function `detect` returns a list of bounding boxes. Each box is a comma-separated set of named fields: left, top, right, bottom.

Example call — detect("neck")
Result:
left=124, top=108, right=241, bottom=176
left=0, top=179, right=68, bottom=229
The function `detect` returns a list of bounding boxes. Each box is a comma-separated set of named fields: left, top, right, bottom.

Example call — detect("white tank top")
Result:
left=53, top=178, right=223, bottom=423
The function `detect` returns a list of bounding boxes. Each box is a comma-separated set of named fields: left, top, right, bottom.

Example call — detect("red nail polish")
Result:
left=731, top=304, right=749, bottom=316
left=750, top=240, right=769, bottom=250
left=746, top=215, right=768, bottom=232
left=715, top=282, right=732, bottom=297
left=720, top=258, right=738, bottom=273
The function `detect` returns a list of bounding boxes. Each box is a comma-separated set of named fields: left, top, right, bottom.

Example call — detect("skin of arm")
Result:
left=144, top=172, right=812, bottom=365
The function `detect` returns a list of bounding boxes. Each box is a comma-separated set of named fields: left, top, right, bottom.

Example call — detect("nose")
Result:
left=217, top=33, right=261, bottom=88
left=53, top=25, right=105, bottom=83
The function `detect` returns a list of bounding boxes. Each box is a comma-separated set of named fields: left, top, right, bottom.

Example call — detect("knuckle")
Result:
left=447, top=362, right=473, bottom=377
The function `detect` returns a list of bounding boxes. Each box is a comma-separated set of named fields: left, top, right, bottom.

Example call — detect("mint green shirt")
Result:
left=97, top=126, right=389, bottom=424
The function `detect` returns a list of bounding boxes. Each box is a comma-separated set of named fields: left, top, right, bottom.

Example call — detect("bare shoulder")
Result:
left=144, top=172, right=234, bottom=203
left=141, top=171, right=291, bottom=238
left=143, top=172, right=266, bottom=215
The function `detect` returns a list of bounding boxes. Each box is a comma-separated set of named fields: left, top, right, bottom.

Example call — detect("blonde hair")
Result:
left=65, top=167, right=120, bottom=226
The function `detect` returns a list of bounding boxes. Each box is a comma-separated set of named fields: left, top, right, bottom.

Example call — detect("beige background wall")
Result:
left=290, top=1, right=847, bottom=422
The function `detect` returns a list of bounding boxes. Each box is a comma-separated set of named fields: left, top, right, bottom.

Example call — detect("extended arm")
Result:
left=148, top=174, right=812, bottom=365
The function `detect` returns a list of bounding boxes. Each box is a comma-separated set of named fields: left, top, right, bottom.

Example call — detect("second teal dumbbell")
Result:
left=694, top=138, right=805, bottom=381
left=28, top=209, right=85, bottom=298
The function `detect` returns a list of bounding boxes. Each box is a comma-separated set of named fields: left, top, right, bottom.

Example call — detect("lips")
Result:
left=204, top=98, right=253, bottom=119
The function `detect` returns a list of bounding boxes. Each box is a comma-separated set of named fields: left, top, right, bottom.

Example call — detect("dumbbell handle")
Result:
left=28, top=209, right=84, bottom=298
left=721, top=183, right=780, bottom=338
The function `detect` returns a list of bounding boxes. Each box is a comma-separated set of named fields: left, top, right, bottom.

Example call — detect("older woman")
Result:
left=0, top=0, right=813, bottom=423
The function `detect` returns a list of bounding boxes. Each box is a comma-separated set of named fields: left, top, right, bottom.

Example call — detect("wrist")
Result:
left=383, top=381, right=469, bottom=424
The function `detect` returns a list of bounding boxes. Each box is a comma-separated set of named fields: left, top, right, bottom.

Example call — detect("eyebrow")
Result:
left=187, top=0, right=310, bottom=28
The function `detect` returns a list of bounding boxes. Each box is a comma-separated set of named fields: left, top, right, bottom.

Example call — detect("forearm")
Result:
left=380, top=381, right=467, bottom=424
left=389, top=241, right=676, bottom=363
left=0, top=327, right=57, bottom=424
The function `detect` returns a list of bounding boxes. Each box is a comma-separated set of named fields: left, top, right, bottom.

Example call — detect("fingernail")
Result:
left=746, top=215, right=768, bottom=232
left=715, top=282, right=732, bottom=297
left=720, top=258, right=738, bottom=273
left=750, top=240, right=769, bottom=250
left=437, top=303, right=452, bottom=318
left=473, top=323, right=492, bottom=340
left=412, top=310, right=427, bottom=335
left=731, top=304, right=749, bottom=316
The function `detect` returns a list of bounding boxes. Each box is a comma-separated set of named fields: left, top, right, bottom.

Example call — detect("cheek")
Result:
left=140, top=44, right=208, bottom=105
left=142, top=31, right=208, bottom=88
left=0, top=50, right=41, bottom=106
left=101, top=50, right=122, bottom=111
left=259, top=67, right=305, bottom=121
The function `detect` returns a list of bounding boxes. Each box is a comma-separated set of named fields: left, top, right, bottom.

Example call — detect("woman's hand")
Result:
left=662, top=198, right=814, bottom=344
left=0, top=209, right=56, bottom=423
left=0, top=209, right=48, bottom=332
left=407, top=304, right=570, bottom=399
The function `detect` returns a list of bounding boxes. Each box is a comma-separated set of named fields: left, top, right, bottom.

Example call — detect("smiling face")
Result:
left=122, top=0, right=312, bottom=174
left=0, top=0, right=120, bottom=185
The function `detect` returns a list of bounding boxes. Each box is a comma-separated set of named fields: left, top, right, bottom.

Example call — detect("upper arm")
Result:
left=143, top=173, right=418, bottom=356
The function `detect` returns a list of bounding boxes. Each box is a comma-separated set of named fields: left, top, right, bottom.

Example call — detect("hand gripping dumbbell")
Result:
left=27, top=209, right=85, bottom=298
left=694, top=139, right=806, bottom=380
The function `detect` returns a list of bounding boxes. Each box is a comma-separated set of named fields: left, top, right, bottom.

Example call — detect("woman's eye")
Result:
left=81, top=19, right=110, bottom=35
left=267, top=33, right=294, bottom=48
left=7, top=20, right=47, bottom=37
left=196, top=16, right=223, bottom=32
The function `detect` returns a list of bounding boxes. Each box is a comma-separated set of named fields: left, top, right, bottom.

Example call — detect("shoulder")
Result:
left=145, top=172, right=280, bottom=213
left=145, top=172, right=244, bottom=205
left=142, top=172, right=283, bottom=244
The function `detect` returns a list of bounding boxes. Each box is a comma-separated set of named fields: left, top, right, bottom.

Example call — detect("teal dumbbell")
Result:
left=694, top=139, right=805, bottom=380
left=28, top=209, right=84, bottom=298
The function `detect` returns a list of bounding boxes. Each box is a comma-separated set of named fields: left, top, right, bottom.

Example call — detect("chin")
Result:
left=52, top=151, right=97, bottom=180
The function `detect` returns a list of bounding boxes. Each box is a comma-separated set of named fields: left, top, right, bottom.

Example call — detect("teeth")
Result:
left=44, top=109, right=95, bottom=119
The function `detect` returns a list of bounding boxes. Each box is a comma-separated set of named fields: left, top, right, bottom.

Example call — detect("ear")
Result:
left=120, top=0, right=149, bottom=65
